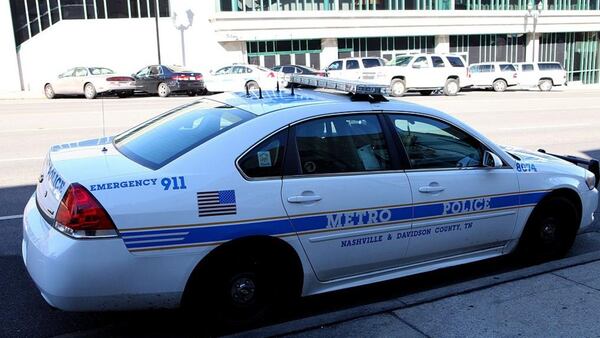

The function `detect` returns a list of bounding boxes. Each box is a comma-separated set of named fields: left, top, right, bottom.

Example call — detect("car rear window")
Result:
left=114, top=100, right=254, bottom=169
left=166, top=65, right=193, bottom=73
left=500, top=64, right=516, bottom=72
left=446, top=56, right=464, bottom=67
left=89, top=67, right=114, bottom=75
left=538, top=63, right=563, bottom=71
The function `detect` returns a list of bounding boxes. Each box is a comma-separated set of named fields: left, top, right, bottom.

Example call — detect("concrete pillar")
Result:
left=435, top=35, right=450, bottom=54
left=320, top=38, right=338, bottom=69
left=0, top=1, right=23, bottom=92
left=526, top=32, right=541, bottom=62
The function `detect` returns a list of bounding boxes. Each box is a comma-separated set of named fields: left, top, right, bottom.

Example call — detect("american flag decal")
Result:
left=197, top=190, right=237, bottom=217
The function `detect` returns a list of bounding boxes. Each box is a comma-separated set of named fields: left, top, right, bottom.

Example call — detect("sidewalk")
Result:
left=0, top=90, right=44, bottom=100
left=281, top=257, right=600, bottom=338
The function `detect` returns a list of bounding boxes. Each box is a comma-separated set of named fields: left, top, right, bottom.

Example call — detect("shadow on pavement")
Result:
left=0, top=184, right=36, bottom=217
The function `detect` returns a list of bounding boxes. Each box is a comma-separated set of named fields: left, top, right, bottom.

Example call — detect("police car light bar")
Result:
left=289, top=74, right=389, bottom=96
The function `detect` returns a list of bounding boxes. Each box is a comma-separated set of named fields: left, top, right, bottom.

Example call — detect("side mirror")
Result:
left=483, top=150, right=503, bottom=168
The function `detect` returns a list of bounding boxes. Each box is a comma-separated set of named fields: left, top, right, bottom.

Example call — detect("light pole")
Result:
left=172, top=9, right=194, bottom=66
left=527, top=1, right=543, bottom=62
left=154, top=0, right=161, bottom=64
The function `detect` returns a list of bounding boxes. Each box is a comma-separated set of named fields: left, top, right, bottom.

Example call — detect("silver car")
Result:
left=44, top=67, right=137, bottom=99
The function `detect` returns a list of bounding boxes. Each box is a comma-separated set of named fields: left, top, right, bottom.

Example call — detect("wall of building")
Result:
left=0, top=1, right=22, bottom=92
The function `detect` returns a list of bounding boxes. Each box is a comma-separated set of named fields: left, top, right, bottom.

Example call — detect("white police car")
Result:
left=23, top=76, right=599, bottom=322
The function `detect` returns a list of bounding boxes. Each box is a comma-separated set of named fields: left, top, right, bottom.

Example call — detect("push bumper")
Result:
left=21, top=195, right=202, bottom=311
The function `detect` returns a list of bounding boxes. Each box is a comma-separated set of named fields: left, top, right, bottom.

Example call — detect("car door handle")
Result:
left=418, top=186, right=446, bottom=193
left=287, top=195, right=322, bottom=203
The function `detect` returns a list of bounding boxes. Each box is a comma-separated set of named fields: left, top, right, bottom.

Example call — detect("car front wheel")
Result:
left=517, top=196, right=578, bottom=262
left=84, top=83, right=97, bottom=99
left=390, top=79, right=406, bottom=97
left=538, top=79, right=553, bottom=92
left=44, top=84, right=55, bottom=99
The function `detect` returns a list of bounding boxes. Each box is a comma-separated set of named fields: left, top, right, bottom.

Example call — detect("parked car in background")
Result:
left=203, top=64, right=277, bottom=93
left=514, top=62, right=567, bottom=91
left=468, top=62, right=518, bottom=92
left=272, top=64, right=327, bottom=87
left=362, top=54, right=468, bottom=97
left=132, top=65, right=205, bottom=97
left=325, top=57, right=386, bottom=81
left=44, top=67, right=136, bottom=99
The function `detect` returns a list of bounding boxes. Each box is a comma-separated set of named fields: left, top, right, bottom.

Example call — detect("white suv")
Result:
left=514, top=62, right=567, bottom=91
left=325, top=57, right=387, bottom=81
left=363, top=54, right=469, bottom=97
left=467, top=62, right=518, bottom=92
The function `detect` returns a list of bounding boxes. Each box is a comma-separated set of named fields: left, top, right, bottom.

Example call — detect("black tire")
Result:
left=44, top=84, right=55, bottom=99
left=117, top=90, right=134, bottom=98
left=84, top=83, right=97, bottom=99
left=157, top=82, right=171, bottom=97
left=187, top=90, right=196, bottom=97
left=245, top=80, right=259, bottom=91
left=538, top=79, right=553, bottom=92
left=195, top=254, right=279, bottom=326
left=419, top=90, right=433, bottom=96
left=517, top=196, right=579, bottom=262
left=492, top=79, right=508, bottom=92
left=443, top=79, right=460, bottom=96
left=390, top=79, right=406, bottom=97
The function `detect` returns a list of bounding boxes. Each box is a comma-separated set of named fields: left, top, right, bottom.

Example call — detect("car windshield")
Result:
left=89, top=67, right=114, bottom=75
left=391, top=56, right=413, bottom=67
left=114, top=100, right=254, bottom=169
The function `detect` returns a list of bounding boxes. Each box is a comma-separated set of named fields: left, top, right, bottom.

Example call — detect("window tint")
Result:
left=114, top=100, right=254, bottom=169
left=522, top=64, right=534, bottom=72
left=239, top=130, right=288, bottom=178
left=328, top=61, right=343, bottom=71
left=431, top=56, right=445, bottom=68
left=447, top=56, right=465, bottom=67
left=60, top=68, right=75, bottom=78
left=500, top=64, right=516, bottom=72
left=480, top=65, right=494, bottom=72
left=282, top=66, right=295, bottom=74
left=346, top=60, right=360, bottom=70
left=215, top=67, right=231, bottom=75
left=389, top=115, right=483, bottom=169
left=294, top=115, right=391, bottom=175
left=232, top=66, right=247, bottom=74
left=538, top=63, right=563, bottom=71
left=362, top=58, right=382, bottom=68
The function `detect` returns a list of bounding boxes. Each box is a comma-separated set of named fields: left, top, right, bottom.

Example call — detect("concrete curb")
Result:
left=229, top=250, right=600, bottom=338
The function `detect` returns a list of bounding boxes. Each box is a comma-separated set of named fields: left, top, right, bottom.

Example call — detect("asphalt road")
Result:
left=1, top=88, right=599, bottom=337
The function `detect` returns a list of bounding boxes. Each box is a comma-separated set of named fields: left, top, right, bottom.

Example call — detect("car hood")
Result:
left=500, top=145, right=586, bottom=175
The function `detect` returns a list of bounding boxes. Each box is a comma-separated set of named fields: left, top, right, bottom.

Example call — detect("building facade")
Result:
left=3, top=0, right=600, bottom=93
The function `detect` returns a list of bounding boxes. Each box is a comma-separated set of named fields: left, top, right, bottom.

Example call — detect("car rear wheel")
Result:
left=84, top=83, right=97, bottom=99
left=517, top=196, right=578, bottom=262
left=492, top=79, right=507, bottom=92
left=245, top=81, right=259, bottom=91
left=538, top=79, right=553, bottom=92
left=390, top=79, right=406, bottom=97
left=443, top=79, right=460, bottom=96
left=44, top=84, right=55, bottom=99
left=187, top=90, right=196, bottom=97
left=419, top=90, right=433, bottom=96
left=157, top=82, right=171, bottom=97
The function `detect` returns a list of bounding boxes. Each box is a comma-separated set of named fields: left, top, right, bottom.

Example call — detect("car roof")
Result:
left=204, top=88, right=441, bottom=117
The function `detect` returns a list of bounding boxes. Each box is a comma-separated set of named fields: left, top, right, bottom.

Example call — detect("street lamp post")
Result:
left=172, top=9, right=194, bottom=66
left=527, top=1, right=543, bottom=63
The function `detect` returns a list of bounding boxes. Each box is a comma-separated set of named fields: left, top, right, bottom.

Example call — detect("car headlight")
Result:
left=585, top=170, right=596, bottom=190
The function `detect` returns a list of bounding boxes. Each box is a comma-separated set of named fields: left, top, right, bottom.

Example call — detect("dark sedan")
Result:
left=272, top=65, right=326, bottom=87
left=133, top=65, right=205, bottom=97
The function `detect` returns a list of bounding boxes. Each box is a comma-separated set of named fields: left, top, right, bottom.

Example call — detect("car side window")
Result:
left=215, top=67, right=231, bottom=75
left=447, top=57, right=465, bottom=67
left=239, top=129, right=288, bottom=178
left=60, top=68, right=75, bottom=78
left=293, top=114, right=391, bottom=175
left=362, top=58, right=381, bottom=68
left=481, top=65, right=493, bottom=72
left=232, top=66, right=246, bottom=74
left=282, top=66, right=295, bottom=74
left=149, top=66, right=160, bottom=76
left=136, top=67, right=150, bottom=77
left=413, top=57, right=430, bottom=68
left=328, top=61, right=343, bottom=71
left=431, top=56, right=445, bottom=68
left=522, top=64, right=534, bottom=72
left=500, top=64, right=516, bottom=72
left=346, top=60, right=359, bottom=70
left=388, top=114, right=483, bottom=170
left=74, top=68, right=88, bottom=77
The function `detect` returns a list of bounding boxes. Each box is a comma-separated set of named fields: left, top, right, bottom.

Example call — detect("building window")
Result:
left=218, top=0, right=450, bottom=10
left=338, top=36, right=434, bottom=59
left=107, top=0, right=129, bottom=18
left=450, top=34, right=526, bottom=65
left=247, top=39, right=322, bottom=69
left=61, top=0, right=85, bottom=19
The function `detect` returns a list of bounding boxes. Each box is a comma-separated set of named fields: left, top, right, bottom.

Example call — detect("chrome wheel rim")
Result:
left=45, top=85, right=54, bottom=97
left=392, top=82, right=405, bottom=96
left=540, top=81, right=552, bottom=91
left=158, top=84, right=168, bottom=96
left=85, top=85, right=94, bottom=97
left=447, top=82, right=458, bottom=95
left=494, top=81, right=506, bottom=91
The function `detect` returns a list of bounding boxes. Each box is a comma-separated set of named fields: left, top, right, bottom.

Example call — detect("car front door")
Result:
left=409, top=56, right=433, bottom=88
left=134, top=67, right=152, bottom=93
left=326, top=61, right=343, bottom=79
left=71, top=67, right=89, bottom=94
left=53, top=68, right=75, bottom=94
left=386, top=113, right=519, bottom=263
left=281, top=113, right=413, bottom=281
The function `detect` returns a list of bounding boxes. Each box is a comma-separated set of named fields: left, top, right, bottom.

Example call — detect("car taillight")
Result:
left=267, top=72, right=275, bottom=78
left=107, top=76, right=134, bottom=82
left=172, top=75, right=188, bottom=81
left=54, top=183, right=118, bottom=238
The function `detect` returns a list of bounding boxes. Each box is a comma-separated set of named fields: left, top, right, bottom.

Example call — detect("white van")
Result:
left=468, top=62, right=519, bottom=92
left=514, top=62, right=567, bottom=91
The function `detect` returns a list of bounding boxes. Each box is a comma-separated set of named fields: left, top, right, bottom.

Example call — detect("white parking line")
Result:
left=0, top=215, right=23, bottom=221
left=0, top=156, right=44, bottom=163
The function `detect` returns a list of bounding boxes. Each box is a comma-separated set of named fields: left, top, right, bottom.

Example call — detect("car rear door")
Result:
left=281, top=113, right=413, bottom=281
left=518, top=63, right=537, bottom=86
left=386, top=113, right=519, bottom=263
